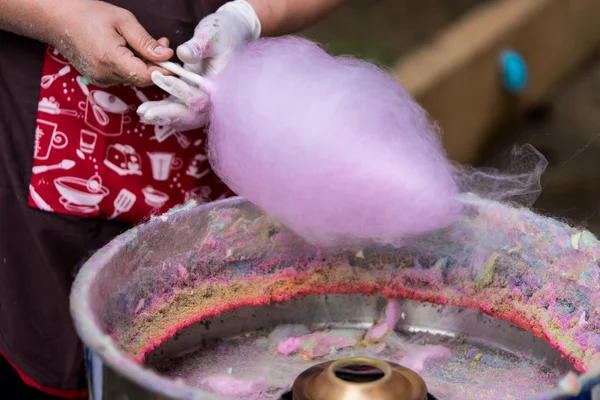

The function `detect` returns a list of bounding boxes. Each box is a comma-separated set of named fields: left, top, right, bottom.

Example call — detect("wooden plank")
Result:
left=393, top=0, right=600, bottom=164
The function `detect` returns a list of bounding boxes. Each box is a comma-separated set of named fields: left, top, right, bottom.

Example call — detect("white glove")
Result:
left=137, top=0, right=261, bottom=131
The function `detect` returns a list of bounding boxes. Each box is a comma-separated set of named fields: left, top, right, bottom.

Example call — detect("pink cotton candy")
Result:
left=578, top=312, right=589, bottom=327
left=207, top=36, right=461, bottom=246
left=400, top=345, right=452, bottom=373
left=365, top=300, right=400, bottom=341
left=200, top=375, right=267, bottom=397
left=301, top=335, right=357, bottom=359
left=385, top=300, right=401, bottom=328
left=366, top=300, right=401, bottom=341
left=277, top=330, right=361, bottom=359
left=365, top=322, right=390, bottom=342
left=277, top=337, right=302, bottom=355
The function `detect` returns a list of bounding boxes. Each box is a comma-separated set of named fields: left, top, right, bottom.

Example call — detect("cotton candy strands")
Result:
left=207, top=36, right=462, bottom=247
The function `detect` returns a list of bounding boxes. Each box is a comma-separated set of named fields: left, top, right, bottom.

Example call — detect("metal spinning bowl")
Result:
left=70, top=197, right=600, bottom=400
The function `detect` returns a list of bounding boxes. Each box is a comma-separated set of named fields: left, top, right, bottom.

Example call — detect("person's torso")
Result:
left=12, top=0, right=234, bottom=224
left=0, top=1, right=231, bottom=394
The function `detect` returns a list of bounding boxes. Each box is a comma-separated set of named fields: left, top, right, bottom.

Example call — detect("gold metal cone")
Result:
left=292, top=357, right=428, bottom=400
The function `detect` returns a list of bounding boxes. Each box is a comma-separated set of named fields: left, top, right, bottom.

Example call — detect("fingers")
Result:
left=137, top=99, right=210, bottom=130
left=111, top=47, right=158, bottom=86
left=177, top=16, right=220, bottom=64
left=115, top=11, right=173, bottom=61
left=108, top=44, right=172, bottom=87
left=151, top=71, right=209, bottom=109
left=136, top=98, right=168, bottom=116
left=87, top=29, right=173, bottom=87
left=177, top=34, right=213, bottom=65
left=152, top=72, right=190, bottom=100
left=137, top=100, right=185, bottom=125
left=147, top=39, right=173, bottom=77
left=183, top=59, right=205, bottom=75
left=138, top=38, right=174, bottom=84
left=177, top=26, right=233, bottom=75
left=65, top=6, right=175, bottom=88
left=157, top=37, right=170, bottom=48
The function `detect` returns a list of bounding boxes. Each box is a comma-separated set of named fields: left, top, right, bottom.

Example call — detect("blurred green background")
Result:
left=302, top=0, right=489, bottom=66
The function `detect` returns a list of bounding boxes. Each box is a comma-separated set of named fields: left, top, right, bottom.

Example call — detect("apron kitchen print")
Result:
left=29, top=46, right=231, bottom=223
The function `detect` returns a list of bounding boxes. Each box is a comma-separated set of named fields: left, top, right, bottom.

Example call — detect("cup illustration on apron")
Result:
left=80, top=129, right=98, bottom=154
left=34, top=120, right=69, bottom=160
left=147, top=152, right=183, bottom=181
left=79, top=90, right=132, bottom=136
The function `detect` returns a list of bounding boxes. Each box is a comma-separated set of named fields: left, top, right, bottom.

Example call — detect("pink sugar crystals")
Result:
left=276, top=329, right=363, bottom=360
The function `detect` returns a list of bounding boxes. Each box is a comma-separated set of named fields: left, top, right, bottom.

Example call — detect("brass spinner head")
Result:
left=292, top=357, right=428, bottom=400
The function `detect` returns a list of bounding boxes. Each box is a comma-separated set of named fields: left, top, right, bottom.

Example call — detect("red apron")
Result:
left=28, top=45, right=231, bottom=223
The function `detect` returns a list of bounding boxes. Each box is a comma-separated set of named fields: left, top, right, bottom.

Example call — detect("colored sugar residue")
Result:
left=87, top=196, right=600, bottom=399
left=151, top=324, right=567, bottom=400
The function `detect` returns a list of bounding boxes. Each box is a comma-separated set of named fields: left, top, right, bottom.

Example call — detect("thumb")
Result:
left=177, top=33, right=214, bottom=64
left=117, top=14, right=173, bottom=61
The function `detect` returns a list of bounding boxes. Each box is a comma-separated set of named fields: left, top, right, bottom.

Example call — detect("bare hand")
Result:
left=137, top=0, right=261, bottom=130
left=50, top=0, right=173, bottom=87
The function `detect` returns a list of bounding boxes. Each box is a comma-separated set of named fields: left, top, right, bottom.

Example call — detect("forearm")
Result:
left=247, top=0, right=345, bottom=37
left=0, top=0, right=62, bottom=44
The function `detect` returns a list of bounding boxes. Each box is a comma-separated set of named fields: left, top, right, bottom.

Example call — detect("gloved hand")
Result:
left=137, top=0, right=261, bottom=130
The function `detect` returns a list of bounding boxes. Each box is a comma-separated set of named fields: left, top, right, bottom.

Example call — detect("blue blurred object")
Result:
left=499, top=49, right=528, bottom=93
left=85, top=346, right=103, bottom=400
left=569, top=389, right=592, bottom=400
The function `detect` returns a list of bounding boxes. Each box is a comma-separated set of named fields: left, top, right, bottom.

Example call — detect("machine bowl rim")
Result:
left=69, top=196, right=600, bottom=400
left=70, top=197, right=246, bottom=400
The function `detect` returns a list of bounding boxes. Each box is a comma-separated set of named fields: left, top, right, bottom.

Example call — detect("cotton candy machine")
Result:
left=70, top=196, right=600, bottom=399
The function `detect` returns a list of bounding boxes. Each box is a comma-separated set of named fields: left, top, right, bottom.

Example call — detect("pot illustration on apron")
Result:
left=55, top=173, right=110, bottom=215
left=78, top=90, right=132, bottom=137
left=28, top=46, right=232, bottom=223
